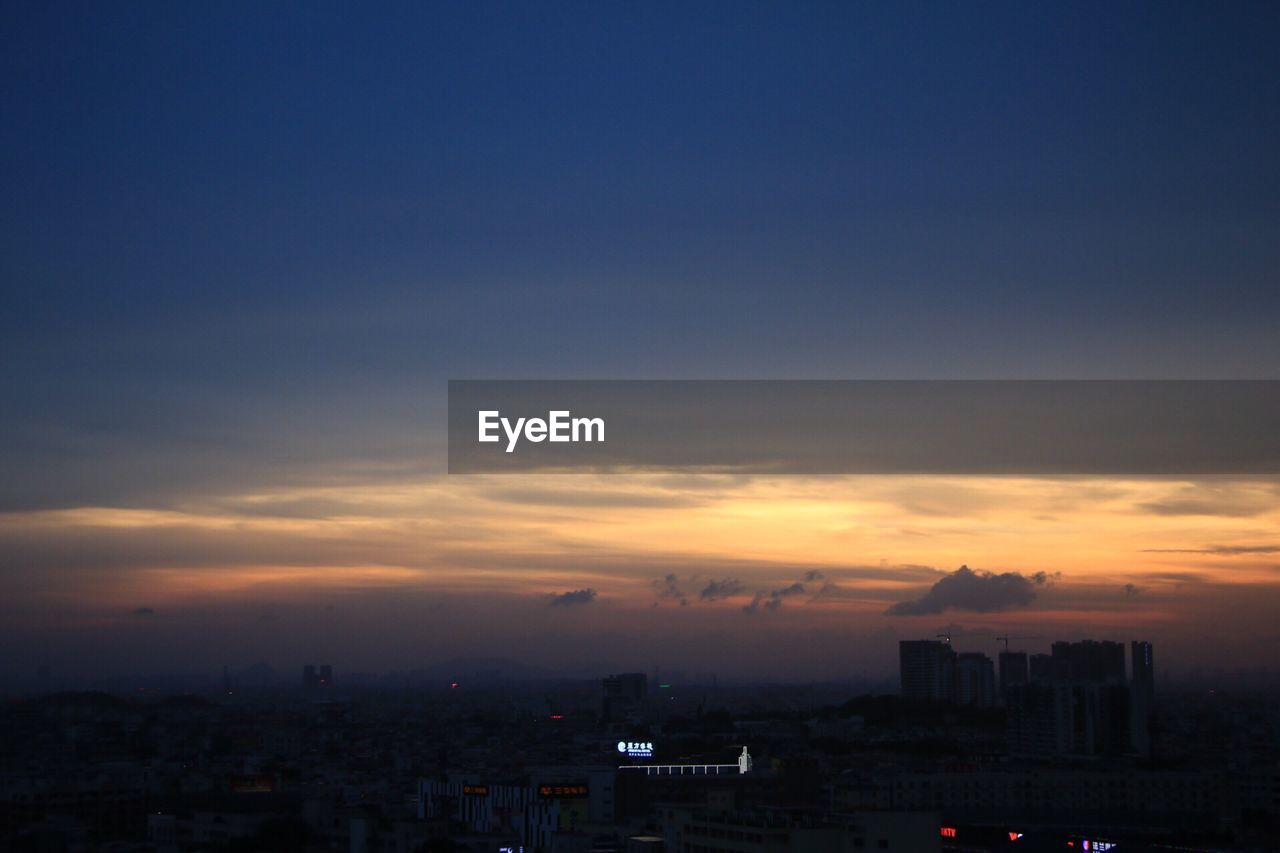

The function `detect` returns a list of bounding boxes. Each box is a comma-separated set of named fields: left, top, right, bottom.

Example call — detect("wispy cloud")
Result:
left=653, top=574, right=688, bottom=606
left=743, top=582, right=807, bottom=614
left=1142, top=545, right=1280, bottom=555
left=699, top=578, right=745, bottom=602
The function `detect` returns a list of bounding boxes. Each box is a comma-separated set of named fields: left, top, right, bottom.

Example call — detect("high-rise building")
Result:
left=998, top=650, right=1028, bottom=694
left=1050, top=640, right=1125, bottom=682
left=1131, top=641, right=1154, bottom=690
left=1008, top=639, right=1153, bottom=757
left=954, top=652, right=996, bottom=708
left=1007, top=680, right=1132, bottom=757
left=1130, top=641, right=1155, bottom=757
left=1028, top=653, right=1053, bottom=682
left=1006, top=682, right=1070, bottom=755
left=898, top=640, right=955, bottom=702
left=602, top=672, right=648, bottom=722
left=899, top=641, right=997, bottom=707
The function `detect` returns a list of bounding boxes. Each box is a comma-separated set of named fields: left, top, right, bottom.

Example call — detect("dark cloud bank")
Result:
left=887, top=565, right=1050, bottom=616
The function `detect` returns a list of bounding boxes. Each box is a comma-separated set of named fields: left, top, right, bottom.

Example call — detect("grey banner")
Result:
left=447, top=380, right=1280, bottom=475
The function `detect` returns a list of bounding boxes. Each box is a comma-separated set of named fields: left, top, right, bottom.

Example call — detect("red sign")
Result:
left=538, top=784, right=589, bottom=798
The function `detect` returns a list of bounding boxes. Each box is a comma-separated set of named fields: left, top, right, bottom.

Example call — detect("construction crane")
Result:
left=996, top=635, right=1043, bottom=651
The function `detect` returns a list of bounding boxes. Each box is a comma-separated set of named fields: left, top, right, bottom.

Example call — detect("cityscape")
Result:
left=4, top=1, right=1279, bottom=852
left=3, top=635, right=1280, bottom=852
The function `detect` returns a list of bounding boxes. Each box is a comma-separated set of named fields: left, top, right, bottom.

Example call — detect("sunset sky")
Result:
left=2, top=2, right=1278, bottom=682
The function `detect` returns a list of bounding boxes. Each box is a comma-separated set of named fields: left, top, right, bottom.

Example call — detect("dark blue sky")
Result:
left=2, top=0, right=1279, bottom=507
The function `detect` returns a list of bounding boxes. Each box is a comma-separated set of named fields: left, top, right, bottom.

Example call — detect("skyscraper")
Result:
left=1131, top=641, right=1154, bottom=691
left=898, top=640, right=955, bottom=702
left=1007, top=639, right=1153, bottom=757
left=1050, top=640, right=1125, bottom=682
left=999, top=650, right=1029, bottom=694
left=955, top=652, right=996, bottom=708
left=602, top=672, right=647, bottom=722
left=1130, top=641, right=1155, bottom=757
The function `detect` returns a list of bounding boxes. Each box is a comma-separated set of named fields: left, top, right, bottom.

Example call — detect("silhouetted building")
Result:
left=1029, top=653, right=1052, bottom=682
left=899, top=641, right=994, bottom=707
left=1008, top=639, right=1152, bottom=757
left=899, top=640, right=955, bottom=702
left=998, top=650, right=1028, bottom=694
left=1131, top=640, right=1155, bottom=756
left=1050, top=639, right=1125, bottom=682
left=1132, top=640, right=1154, bottom=690
left=1006, top=682, right=1068, bottom=755
left=1008, top=681, right=1132, bottom=757
left=602, top=672, right=648, bottom=722
left=954, top=652, right=996, bottom=708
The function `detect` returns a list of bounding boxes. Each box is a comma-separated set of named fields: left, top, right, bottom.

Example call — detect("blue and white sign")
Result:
left=617, top=740, right=653, bottom=758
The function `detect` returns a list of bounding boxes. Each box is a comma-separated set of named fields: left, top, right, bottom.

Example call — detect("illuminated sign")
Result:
left=940, top=826, right=957, bottom=838
left=1008, top=831, right=1023, bottom=841
left=1081, top=841, right=1115, bottom=852
left=462, top=785, right=489, bottom=796
left=538, top=784, right=589, bottom=798
left=617, top=740, right=654, bottom=758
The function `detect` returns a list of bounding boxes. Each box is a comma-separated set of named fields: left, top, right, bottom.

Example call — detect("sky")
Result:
left=1, top=1, right=1278, bottom=683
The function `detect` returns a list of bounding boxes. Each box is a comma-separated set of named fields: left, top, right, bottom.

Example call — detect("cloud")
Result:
left=802, top=570, right=825, bottom=582
left=653, top=574, right=688, bottom=606
left=886, top=565, right=1047, bottom=616
left=132, top=606, right=156, bottom=617
left=1134, top=485, right=1279, bottom=519
left=1137, top=500, right=1270, bottom=518
left=481, top=487, right=703, bottom=509
left=1124, top=583, right=1143, bottom=597
left=743, top=581, right=808, bottom=614
left=548, top=588, right=597, bottom=607
left=1142, top=544, right=1280, bottom=555
left=808, top=581, right=841, bottom=601
left=699, top=578, right=745, bottom=602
